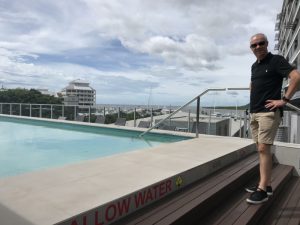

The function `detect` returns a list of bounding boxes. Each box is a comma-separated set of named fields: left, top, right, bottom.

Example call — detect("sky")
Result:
left=0, top=0, right=283, bottom=106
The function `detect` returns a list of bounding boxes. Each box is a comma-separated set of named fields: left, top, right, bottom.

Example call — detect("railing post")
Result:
left=30, top=104, right=32, bottom=117
left=19, top=103, right=22, bottom=116
left=229, top=117, right=232, bottom=137
left=39, top=105, right=42, bottom=118
left=10, top=103, right=12, bottom=115
left=188, top=110, right=191, bottom=132
left=60, top=105, right=63, bottom=117
left=103, top=107, right=106, bottom=117
left=208, top=110, right=211, bottom=134
left=243, top=110, right=247, bottom=138
left=196, top=96, right=200, bottom=138
left=0, top=103, right=2, bottom=114
left=118, top=107, right=120, bottom=118
left=51, top=105, right=53, bottom=119
left=151, top=108, right=153, bottom=126
left=239, top=113, right=242, bottom=138
left=74, top=106, right=76, bottom=120
left=89, top=106, right=91, bottom=123
left=134, top=108, right=136, bottom=127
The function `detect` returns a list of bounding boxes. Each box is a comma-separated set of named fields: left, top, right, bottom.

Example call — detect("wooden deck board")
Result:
left=199, top=162, right=283, bottom=225
left=233, top=165, right=293, bottom=225
left=257, top=176, right=300, bottom=225
left=277, top=177, right=300, bottom=225
left=113, top=154, right=258, bottom=225
left=209, top=164, right=286, bottom=225
left=285, top=179, right=300, bottom=225
left=153, top=157, right=259, bottom=225
left=113, top=153, right=299, bottom=225
left=199, top=188, right=248, bottom=225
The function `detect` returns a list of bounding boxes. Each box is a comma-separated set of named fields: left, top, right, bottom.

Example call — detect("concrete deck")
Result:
left=0, top=131, right=254, bottom=225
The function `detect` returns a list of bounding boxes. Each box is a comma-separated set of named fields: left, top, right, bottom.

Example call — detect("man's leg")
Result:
left=257, top=143, right=272, bottom=190
left=246, top=112, right=279, bottom=204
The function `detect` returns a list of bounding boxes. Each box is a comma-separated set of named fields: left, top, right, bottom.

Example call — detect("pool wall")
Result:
left=0, top=114, right=192, bottom=178
left=0, top=114, right=193, bottom=142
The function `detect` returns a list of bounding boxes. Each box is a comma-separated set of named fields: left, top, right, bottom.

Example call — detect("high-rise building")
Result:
left=274, top=0, right=299, bottom=63
left=274, top=0, right=300, bottom=106
left=274, top=0, right=300, bottom=143
left=60, top=79, right=96, bottom=106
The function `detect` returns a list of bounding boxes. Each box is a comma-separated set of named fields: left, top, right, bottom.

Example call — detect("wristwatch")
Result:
left=282, top=96, right=290, bottom=103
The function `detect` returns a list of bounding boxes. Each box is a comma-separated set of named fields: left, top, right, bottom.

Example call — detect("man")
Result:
left=246, top=33, right=300, bottom=204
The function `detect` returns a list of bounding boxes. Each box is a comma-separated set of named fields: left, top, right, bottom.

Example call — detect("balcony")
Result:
left=284, top=19, right=299, bottom=30
left=276, top=13, right=282, bottom=20
left=275, top=22, right=280, bottom=31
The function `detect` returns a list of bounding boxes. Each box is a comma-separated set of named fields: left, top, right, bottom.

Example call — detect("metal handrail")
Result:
left=139, top=87, right=251, bottom=138
left=139, top=88, right=228, bottom=137
left=286, top=102, right=300, bottom=112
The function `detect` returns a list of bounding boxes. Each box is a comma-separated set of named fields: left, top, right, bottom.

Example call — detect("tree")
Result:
left=0, top=88, right=62, bottom=104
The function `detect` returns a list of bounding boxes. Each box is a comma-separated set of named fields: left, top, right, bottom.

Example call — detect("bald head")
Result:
left=250, top=33, right=268, bottom=43
left=250, top=33, right=269, bottom=61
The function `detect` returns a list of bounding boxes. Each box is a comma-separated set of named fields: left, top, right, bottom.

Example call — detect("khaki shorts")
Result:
left=250, top=110, right=281, bottom=145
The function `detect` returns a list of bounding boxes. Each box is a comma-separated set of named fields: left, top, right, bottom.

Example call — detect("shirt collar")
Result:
left=257, top=52, right=272, bottom=64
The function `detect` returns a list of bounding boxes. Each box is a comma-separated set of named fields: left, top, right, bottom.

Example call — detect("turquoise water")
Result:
left=0, top=117, right=189, bottom=178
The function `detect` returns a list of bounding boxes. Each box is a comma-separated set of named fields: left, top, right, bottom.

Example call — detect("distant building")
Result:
left=274, top=0, right=300, bottom=144
left=0, top=85, right=6, bottom=92
left=274, top=0, right=300, bottom=106
left=36, top=88, right=56, bottom=96
left=60, top=79, right=96, bottom=106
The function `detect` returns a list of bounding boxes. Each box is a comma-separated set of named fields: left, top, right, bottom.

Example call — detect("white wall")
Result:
left=290, top=112, right=300, bottom=143
left=273, top=142, right=300, bottom=176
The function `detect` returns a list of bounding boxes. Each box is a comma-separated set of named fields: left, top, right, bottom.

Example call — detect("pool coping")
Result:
left=0, top=114, right=255, bottom=225
left=0, top=114, right=195, bottom=138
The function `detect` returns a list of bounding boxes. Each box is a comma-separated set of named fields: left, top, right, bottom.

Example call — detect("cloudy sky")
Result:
left=0, top=0, right=283, bottom=106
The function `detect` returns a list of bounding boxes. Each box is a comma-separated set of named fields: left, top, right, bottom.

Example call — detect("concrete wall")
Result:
left=276, top=111, right=300, bottom=144
left=273, top=142, right=300, bottom=176
left=290, top=112, right=300, bottom=143
left=191, top=119, right=230, bottom=136
left=154, top=118, right=230, bottom=136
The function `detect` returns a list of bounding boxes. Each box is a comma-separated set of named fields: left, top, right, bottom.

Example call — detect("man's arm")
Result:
left=265, top=69, right=300, bottom=110
left=283, top=69, right=300, bottom=100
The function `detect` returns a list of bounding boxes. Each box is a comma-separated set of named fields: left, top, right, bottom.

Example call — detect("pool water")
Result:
left=0, top=117, right=189, bottom=178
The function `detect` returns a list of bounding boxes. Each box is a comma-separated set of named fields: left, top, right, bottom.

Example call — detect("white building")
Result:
left=60, top=79, right=96, bottom=106
left=274, top=0, right=300, bottom=105
left=0, top=85, right=6, bottom=92
left=274, top=0, right=300, bottom=143
left=36, top=88, right=56, bottom=96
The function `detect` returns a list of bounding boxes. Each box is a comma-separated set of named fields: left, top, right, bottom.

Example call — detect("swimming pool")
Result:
left=0, top=116, right=190, bottom=178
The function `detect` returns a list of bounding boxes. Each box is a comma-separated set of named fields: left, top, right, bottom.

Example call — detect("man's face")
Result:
left=250, top=35, right=268, bottom=60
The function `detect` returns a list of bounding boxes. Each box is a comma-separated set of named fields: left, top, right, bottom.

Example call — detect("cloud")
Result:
left=0, top=0, right=283, bottom=105
left=126, top=34, right=222, bottom=71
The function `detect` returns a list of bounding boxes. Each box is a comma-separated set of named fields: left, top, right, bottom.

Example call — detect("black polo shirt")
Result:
left=250, top=52, right=294, bottom=113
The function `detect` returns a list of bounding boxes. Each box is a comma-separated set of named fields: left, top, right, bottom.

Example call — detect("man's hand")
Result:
left=265, top=99, right=286, bottom=110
